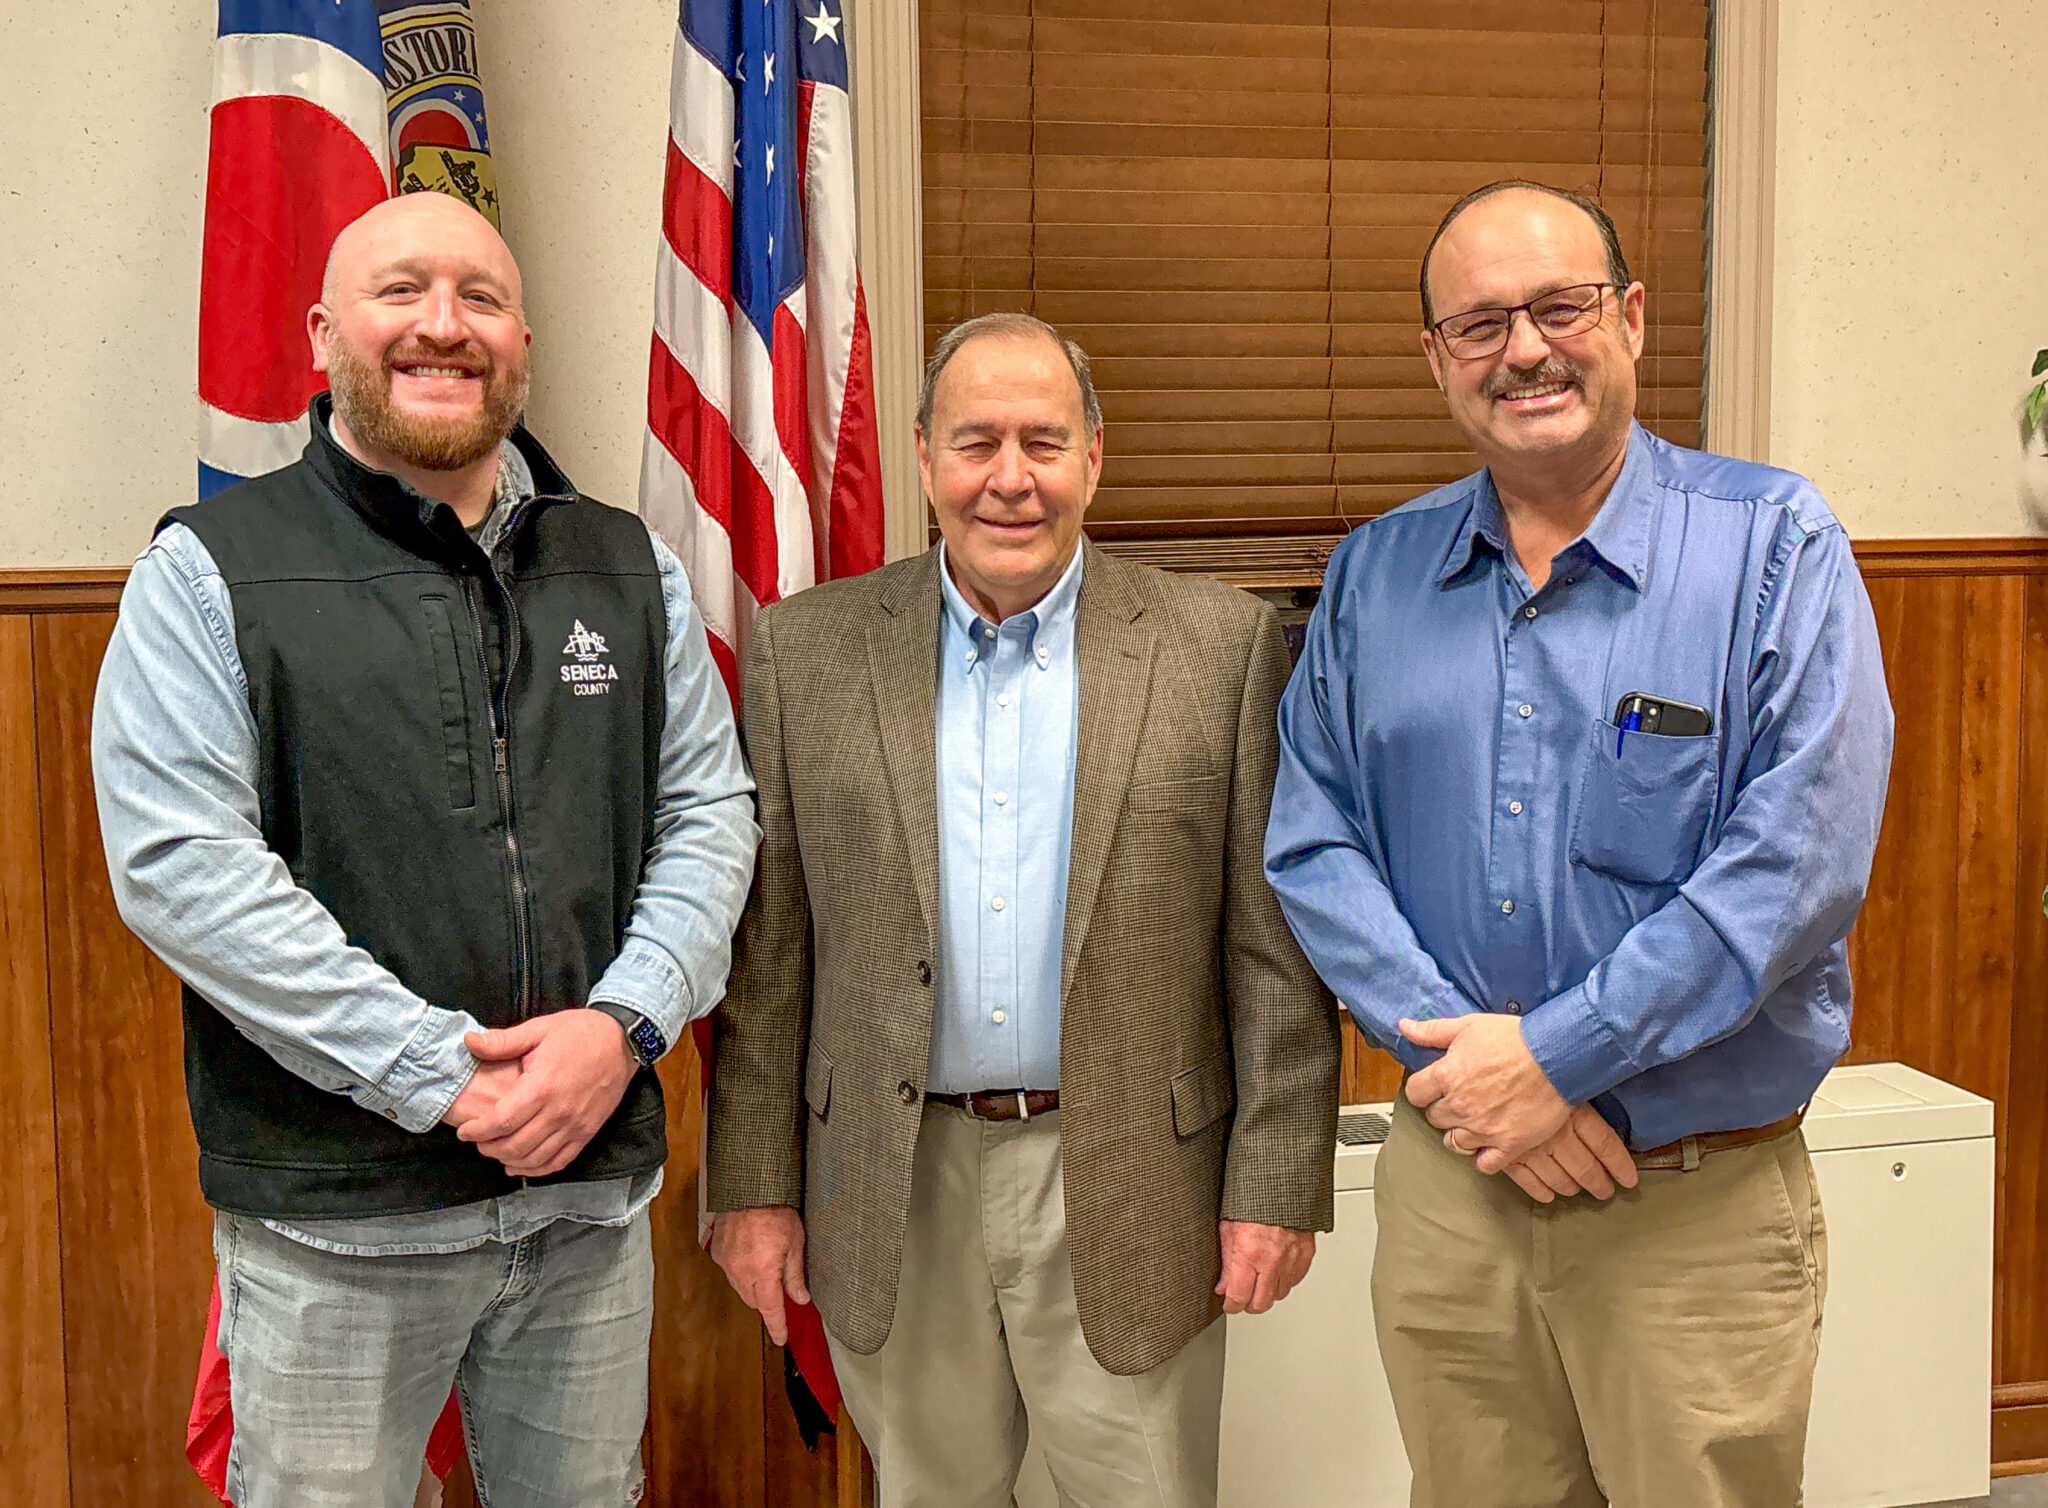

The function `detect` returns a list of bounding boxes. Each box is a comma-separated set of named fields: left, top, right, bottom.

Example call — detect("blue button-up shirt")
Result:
left=927, top=545, right=1083, bottom=1094
left=1264, top=426, right=1893, bottom=1150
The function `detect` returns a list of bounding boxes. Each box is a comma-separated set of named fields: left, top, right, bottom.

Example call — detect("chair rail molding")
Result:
left=1704, top=0, right=1779, bottom=462
left=847, top=0, right=928, bottom=565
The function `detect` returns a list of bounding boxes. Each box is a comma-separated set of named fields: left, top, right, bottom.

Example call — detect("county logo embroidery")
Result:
left=560, top=620, right=619, bottom=697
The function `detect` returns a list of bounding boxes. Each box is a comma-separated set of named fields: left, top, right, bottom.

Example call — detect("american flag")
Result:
left=637, top=0, right=885, bottom=1437
left=638, top=0, right=886, bottom=705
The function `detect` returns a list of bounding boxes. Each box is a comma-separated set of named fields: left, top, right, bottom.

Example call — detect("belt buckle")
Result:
left=1016, top=1091, right=1030, bottom=1122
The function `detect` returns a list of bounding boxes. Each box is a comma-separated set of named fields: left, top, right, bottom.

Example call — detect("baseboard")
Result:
left=1994, top=1389, right=2048, bottom=1474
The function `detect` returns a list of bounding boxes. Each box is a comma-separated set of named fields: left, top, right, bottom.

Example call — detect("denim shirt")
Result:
left=1264, top=426, right=1894, bottom=1150
left=92, top=442, right=760, bottom=1253
left=927, top=545, right=1083, bottom=1094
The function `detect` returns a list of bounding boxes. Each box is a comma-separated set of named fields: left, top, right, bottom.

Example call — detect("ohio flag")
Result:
left=197, top=0, right=499, bottom=499
left=188, top=4, right=494, bottom=1496
left=197, top=1, right=390, bottom=496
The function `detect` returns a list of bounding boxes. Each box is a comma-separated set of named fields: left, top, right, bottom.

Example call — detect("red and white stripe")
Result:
left=638, top=25, right=885, bottom=701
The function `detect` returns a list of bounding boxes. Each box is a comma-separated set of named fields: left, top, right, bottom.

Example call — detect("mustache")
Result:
left=1484, top=359, right=1581, bottom=399
left=384, top=340, right=491, bottom=378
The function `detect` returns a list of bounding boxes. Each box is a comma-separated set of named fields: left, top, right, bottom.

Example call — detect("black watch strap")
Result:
left=589, top=1001, right=666, bottom=1068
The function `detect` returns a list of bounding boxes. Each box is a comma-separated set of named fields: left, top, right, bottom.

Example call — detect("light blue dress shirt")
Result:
left=1264, top=426, right=1894, bottom=1150
left=927, top=544, right=1083, bottom=1094
left=92, top=438, right=760, bottom=1253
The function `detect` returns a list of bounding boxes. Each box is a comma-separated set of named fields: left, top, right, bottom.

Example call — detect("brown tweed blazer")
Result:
left=705, top=542, right=1339, bottom=1376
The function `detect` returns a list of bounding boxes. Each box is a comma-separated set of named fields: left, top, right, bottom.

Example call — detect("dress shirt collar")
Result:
left=937, top=541, right=1087, bottom=667
left=472, top=441, right=536, bottom=553
left=1436, top=421, right=1657, bottom=594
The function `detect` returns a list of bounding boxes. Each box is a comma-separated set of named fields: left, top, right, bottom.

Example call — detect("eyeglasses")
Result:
left=1428, top=283, right=1626, bottom=360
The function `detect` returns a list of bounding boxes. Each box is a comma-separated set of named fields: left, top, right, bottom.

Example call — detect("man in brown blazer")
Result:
left=705, top=312, right=1340, bottom=1507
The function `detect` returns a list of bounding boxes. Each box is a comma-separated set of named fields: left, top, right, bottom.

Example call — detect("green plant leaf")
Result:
left=2027, top=383, right=2047, bottom=439
left=2033, top=348, right=2048, bottom=377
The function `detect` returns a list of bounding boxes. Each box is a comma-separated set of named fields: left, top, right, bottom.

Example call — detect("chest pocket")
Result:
left=1568, top=718, right=1719, bottom=887
left=419, top=593, right=478, bottom=812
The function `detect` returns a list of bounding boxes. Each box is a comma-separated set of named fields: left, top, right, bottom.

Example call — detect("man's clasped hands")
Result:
left=1399, top=1013, right=1638, bottom=1202
left=438, top=1010, right=640, bottom=1179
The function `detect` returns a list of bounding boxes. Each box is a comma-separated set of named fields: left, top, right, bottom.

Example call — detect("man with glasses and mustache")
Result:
left=1265, top=181, right=1894, bottom=1505
left=91, top=192, right=758, bottom=1507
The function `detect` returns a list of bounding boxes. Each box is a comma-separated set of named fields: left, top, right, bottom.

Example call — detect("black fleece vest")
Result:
left=163, top=398, right=669, bottom=1218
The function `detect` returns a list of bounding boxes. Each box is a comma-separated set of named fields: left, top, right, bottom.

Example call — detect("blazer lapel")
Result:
left=869, top=549, right=944, bottom=943
left=1061, top=545, right=1156, bottom=1000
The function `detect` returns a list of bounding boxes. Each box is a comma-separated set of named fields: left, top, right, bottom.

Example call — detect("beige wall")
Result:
left=7, top=0, right=2047, bottom=567
left=0, top=0, right=675, bottom=569
left=474, top=0, right=675, bottom=515
left=1771, top=0, right=2048, bottom=536
left=0, top=2, right=212, bottom=567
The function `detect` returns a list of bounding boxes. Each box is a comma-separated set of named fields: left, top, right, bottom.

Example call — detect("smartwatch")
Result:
left=589, top=1001, right=667, bottom=1068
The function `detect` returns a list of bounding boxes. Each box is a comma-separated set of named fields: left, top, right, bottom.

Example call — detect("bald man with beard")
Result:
left=91, top=193, right=759, bottom=1508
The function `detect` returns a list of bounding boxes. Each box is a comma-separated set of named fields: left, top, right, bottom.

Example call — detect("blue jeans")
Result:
left=213, top=1209, right=652, bottom=1508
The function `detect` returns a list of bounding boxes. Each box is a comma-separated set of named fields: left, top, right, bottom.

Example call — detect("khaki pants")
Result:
left=825, top=1102, right=1225, bottom=1508
left=1372, top=1098, right=1827, bottom=1508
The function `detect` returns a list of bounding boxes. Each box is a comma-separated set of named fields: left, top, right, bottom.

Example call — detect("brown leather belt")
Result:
left=926, top=1089, right=1060, bottom=1121
left=1634, top=1109, right=1805, bottom=1171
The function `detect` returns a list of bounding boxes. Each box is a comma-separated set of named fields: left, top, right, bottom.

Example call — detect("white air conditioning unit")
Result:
left=1016, top=1062, right=1992, bottom=1508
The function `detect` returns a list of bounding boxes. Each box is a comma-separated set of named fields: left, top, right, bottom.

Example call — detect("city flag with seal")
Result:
left=378, top=0, right=500, bottom=224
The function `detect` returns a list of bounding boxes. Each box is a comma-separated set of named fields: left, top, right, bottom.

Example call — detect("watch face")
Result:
left=630, top=1018, right=665, bottom=1065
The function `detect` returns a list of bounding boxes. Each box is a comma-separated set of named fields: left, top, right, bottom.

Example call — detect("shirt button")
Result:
left=1524, top=605, right=1539, bottom=619
left=916, top=959, right=932, bottom=985
left=1508, top=800, right=1524, bottom=815
left=1505, top=1000, right=1523, bottom=1015
left=992, top=896, right=1006, bottom=911
left=1500, top=899, right=1516, bottom=915
left=994, top=791, right=1009, bottom=805
left=1036, top=648, right=1049, bottom=664
left=1518, top=704, right=1533, bottom=718
left=898, top=1080, right=919, bottom=1104
left=997, top=692, right=1011, bottom=708
left=383, top=1108, right=399, bottom=1120
left=992, top=1010, right=1007, bottom=1024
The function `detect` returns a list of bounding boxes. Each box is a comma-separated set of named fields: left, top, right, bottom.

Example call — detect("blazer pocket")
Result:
left=1171, top=1053, right=1236, bottom=1137
left=1568, top=718, right=1719, bottom=887
left=1126, top=773, right=1227, bottom=815
left=804, top=1043, right=833, bottom=1121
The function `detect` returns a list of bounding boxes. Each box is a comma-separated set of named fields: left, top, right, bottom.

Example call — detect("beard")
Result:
left=325, top=335, right=530, bottom=472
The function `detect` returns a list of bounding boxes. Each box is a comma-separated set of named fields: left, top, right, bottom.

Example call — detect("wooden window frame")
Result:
left=1704, top=0, right=1778, bottom=465
left=856, top=0, right=1779, bottom=574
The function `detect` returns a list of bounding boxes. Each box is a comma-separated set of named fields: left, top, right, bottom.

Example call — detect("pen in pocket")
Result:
left=1616, top=704, right=1643, bottom=756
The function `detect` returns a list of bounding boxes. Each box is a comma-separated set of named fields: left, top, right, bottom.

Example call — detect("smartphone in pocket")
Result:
left=1613, top=692, right=1714, bottom=738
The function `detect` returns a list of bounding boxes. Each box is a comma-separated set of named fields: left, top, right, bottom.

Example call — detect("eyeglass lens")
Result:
left=1438, top=284, right=1609, bottom=356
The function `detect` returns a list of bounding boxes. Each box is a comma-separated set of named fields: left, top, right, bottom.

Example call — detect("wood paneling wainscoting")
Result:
left=4, top=539, right=2046, bottom=1496
left=0, top=574, right=870, bottom=1507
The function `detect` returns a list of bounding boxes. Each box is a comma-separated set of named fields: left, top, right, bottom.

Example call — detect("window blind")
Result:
left=919, top=0, right=1710, bottom=571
